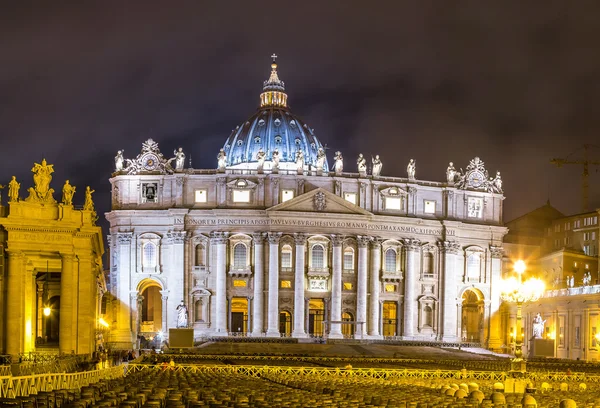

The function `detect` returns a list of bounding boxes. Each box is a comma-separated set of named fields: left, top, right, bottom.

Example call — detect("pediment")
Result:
left=267, top=188, right=372, bottom=216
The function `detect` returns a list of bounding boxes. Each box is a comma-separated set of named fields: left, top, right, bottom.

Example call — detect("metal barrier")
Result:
left=0, top=365, right=124, bottom=398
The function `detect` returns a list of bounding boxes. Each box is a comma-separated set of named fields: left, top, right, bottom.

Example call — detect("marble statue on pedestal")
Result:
left=26, top=159, right=56, bottom=203
left=489, top=171, right=503, bottom=193
left=62, top=180, right=76, bottom=206
left=532, top=313, right=545, bottom=338
left=83, top=186, right=95, bottom=211
left=315, top=147, right=326, bottom=173
left=295, top=149, right=304, bottom=174
left=272, top=148, right=280, bottom=172
left=407, top=159, right=416, bottom=180
left=115, top=150, right=124, bottom=172
left=372, top=155, right=382, bottom=177
left=176, top=301, right=188, bottom=328
left=256, top=148, right=266, bottom=173
left=8, top=176, right=20, bottom=202
left=357, top=154, right=367, bottom=175
left=174, top=148, right=185, bottom=171
left=217, top=149, right=227, bottom=172
left=334, top=151, right=343, bottom=175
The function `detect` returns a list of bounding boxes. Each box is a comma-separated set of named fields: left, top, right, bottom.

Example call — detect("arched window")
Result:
left=312, top=244, right=324, bottom=269
left=384, top=249, right=397, bottom=272
left=343, top=248, right=354, bottom=270
left=143, top=243, right=157, bottom=268
left=467, top=252, right=481, bottom=278
left=281, top=245, right=293, bottom=269
left=195, top=244, right=205, bottom=266
left=424, top=305, right=433, bottom=327
left=423, top=252, right=434, bottom=275
left=233, top=243, right=247, bottom=269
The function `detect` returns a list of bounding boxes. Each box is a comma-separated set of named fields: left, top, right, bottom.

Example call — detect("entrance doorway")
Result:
left=140, top=285, right=162, bottom=333
left=462, top=289, right=484, bottom=343
left=309, top=299, right=325, bottom=337
left=279, top=311, right=291, bottom=336
left=230, top=297, right=248, bottom=334
left=382, top=301, right=397, bottom=336
left=342, top=312, right=354, bottom=338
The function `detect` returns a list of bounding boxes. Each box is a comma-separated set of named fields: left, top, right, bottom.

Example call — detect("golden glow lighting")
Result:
left=99, top=318, right=110, bottom=328
left=43, top=307, right=51, bottom=316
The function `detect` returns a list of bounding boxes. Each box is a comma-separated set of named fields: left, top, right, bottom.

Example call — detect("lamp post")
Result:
left=500, top=260, right=545, bottom=373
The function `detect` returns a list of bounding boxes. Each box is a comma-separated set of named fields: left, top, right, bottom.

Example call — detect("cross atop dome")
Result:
left=260, top=54, right=287, bottom=107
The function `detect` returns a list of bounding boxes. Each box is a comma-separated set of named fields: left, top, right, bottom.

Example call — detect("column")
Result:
left=59, top=253, right=75, bottom=354
left=251, top=233, right=265, bottom=336
left=488, top=246, right=503, bottom=350
left=6, top=252, right=25, bottom=358
left=403, top=239, right=420, bottom=337
left=114, top=232, right=134, bottom=348
left=160, top=290, right=169, bottom=333
left=329, top=235, right=344, bottom=338
left=169, top=231, right=187, bottom=329
left=292, top=233, right=308, bottom=337
left=212, top=232, right=229, bottom=334
left=368, top=239, right=382, bottom=337
left=247, top=297, right=252, bottom=333
left=76, top=255, right=96, bottom=354
left=356, top=236, right=369, bottom=338
left=266, top=232, right=282, bottom=337
left=438, top=241, right=460, bottom=342
left=37, top=283, right=44, bottom=338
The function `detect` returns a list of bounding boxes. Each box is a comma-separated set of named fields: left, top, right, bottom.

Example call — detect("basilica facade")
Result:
left=106, top=58, right=507, bottom=350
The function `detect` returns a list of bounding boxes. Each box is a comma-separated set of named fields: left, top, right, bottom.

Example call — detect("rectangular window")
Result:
left=385, top=197, right=402, bottom=210
left=385, top=284, right=396, bottom=293
left=281, top=189, right=295, bottom=203
left=233, top=190, right=250, bottom=203
left=194, top=189, right=207, bottom=203
left=343, top=253, right=353, bottom=270
left=554, top=239, right=559, bottom=248
left=280, top=280, right=292, bottom=288
left=575, top=220, right=581, bottom=228
left=594, top=216, right=598, bottom=225
left=555, top=224, right=561, bottom=232
left=233, top=280, right=247, bottom=287
left=584, top=245, right=591, bottom=256
left=424, top=200, right=436, bottom=214
left=593, top=232, right=596, bottom=240
left=344, top=192, right=357, bottom=205
left=343, top=282, right=353, bottom=290
left=565, top=222, right=570, bottom=231
left=281, top=252, right=292, bottom=268
left=467, top=197, right=483, bottom=218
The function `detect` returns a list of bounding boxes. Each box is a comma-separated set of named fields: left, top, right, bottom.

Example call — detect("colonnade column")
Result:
left=329, top=235, right=343, bottom=338
left=368, top=239, right=382, bottom=338
left=403, top=239, right=420, bottom=338
left=251, top=233, right=265, bottom=336
left=212, top=232, right=229, bottom=335
left=356, top=236, right=369, bottom=339
left=160, top=290, right=169, bottom=334
left=266, top=232, right=281, bottom=337
left=438, top=241, right=460, bottom=342
left=6, top=251, right=25, bottom=358
left=488, top=246, right=504, bottom=350
left=292, top=233, right=307, bottom=337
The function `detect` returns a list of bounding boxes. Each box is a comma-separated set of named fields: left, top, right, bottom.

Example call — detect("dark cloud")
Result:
left=1, top=0, right=600, bottom=232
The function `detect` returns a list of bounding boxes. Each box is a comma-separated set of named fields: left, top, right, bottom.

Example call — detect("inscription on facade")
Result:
left=185, top=217, right=455, bottom=236
left=10, top=232, right=71, bottom=243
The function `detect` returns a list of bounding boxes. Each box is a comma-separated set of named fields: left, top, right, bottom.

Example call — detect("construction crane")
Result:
left=550, top=144, right=600, bottom=213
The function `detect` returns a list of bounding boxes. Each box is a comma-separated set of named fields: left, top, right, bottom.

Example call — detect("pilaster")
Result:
left=403, top=238, right=420, bottom=337
left=368, top=238, right=382, bottom=338
left=251, top=233, right=265, bottom=336
left=266, top=232, right=281, bottom=337
left=292, top=233, right=308, bottom=337
left=356, top=236, right=369, bottom=338
left=488, top=245, right=504, bottom=350
left=211, top=231, right=229, bottom=335
left=438, top=240, right=461, bottom=342
left=329, top=234, right=344, bottom=338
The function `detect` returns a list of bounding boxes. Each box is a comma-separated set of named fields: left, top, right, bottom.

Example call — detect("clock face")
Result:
left=468, top=171, right=484, bottom=188
left=143, top=153, right=158, bottom=170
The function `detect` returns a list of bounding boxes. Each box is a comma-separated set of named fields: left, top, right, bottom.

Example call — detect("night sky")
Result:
left=2, top=1, right=600, bottom=236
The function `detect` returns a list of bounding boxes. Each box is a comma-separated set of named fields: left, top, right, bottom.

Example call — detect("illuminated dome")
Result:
left=222, top=55, right=329, bottom=172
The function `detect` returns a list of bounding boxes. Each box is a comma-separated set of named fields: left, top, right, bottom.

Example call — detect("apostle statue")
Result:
left=532, top=313, right=546, bottom=338
left=407, top=159, right=416, bottom=180
left=491, top=171, right=503, bottom=193
left=62, top=180, right=76, bottom=206
left=8, top=176, right=20, bottom=202
left=446, top=162, right=457, bottom=184
left=256, top=148, right=266, bottom=173
left=272, top=148, right=280, bottom=173
left=176, top=300, right=188, bottom=328
left=333, top=151, right=343, bottom=175
left=295, top=149, right=304, bottom=175
left=315, top=147, right=326, bottom=173
left=115, top=150, right=124, bottom=172
left=83, top=186, right=95, bottom=211
left=357, top=153, right=367, bottom=176
left=372, top=155, right=382, bottom=177
left=174, top=147, right=185, bottom=171
left=217, top=149, right=227, bottom=172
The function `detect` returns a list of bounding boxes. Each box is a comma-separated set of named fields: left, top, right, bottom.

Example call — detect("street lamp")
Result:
left=500, top=260, right=545, bottom=372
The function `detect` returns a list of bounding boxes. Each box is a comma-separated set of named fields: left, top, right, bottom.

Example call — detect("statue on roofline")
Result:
left=357, top=153, right=367, bottom=175
left=174, top=147, right=185, bottom=171
left=8, top=176, right=20, bottom=203
left=62, top=180, right=76, bottom=206
left=217, top=149, right=227, bottom=172
left=407, top=159, right=416, bottom=180
left=372, top=155, right=382, bottom=177
left=26, top=159, right=56, bottom=203
left=334, top=151, right=343, bottom=175
left=83, top=186, right=95, bottom=211
left=115, top=150, right=124, bottom=172
left=272, top=148, right=280, bottom=172
left=315, top=147, right=326, bottom=172
left=256, top=148, right=266, bottom=173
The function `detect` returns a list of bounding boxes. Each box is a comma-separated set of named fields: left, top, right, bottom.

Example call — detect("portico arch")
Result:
left=461, top=288, right=485, bottom=343
left=137, top=278, right=163, bottom=336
